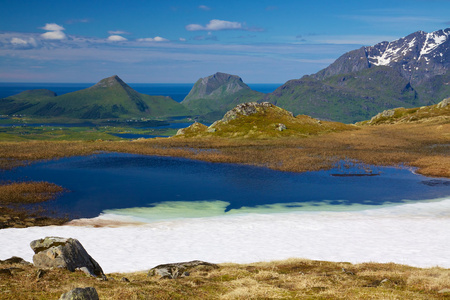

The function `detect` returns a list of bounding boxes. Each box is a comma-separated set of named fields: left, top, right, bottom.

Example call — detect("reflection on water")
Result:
left=2, top=153, right=449, bottom=220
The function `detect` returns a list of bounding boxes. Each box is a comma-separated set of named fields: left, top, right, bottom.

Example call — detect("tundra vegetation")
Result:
left=0, top=257, right=449, bottom=299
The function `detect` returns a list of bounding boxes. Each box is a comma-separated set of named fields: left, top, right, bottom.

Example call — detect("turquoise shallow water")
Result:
left=2, top=153, right=449, bottom=221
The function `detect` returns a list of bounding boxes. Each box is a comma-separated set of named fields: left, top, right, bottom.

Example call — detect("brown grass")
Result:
left=0, top=122, right=449, bottom=178
left=0, top=181, right=67, bottom=228
left=0, top=181, right=65, bottom=204
left=0, top=258, right=449, bottom=299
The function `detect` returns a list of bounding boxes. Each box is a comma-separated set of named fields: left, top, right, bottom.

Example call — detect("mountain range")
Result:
left=263, top=28, right=450, bottom=123
left=1, top=28, right=449, bottom=124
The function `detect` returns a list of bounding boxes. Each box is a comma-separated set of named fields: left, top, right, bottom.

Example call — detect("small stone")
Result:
left=438, top=288, right=450, bottom=294
left=0, top=256, right=32, bottom=265
left=59, top=287, right=99, bottom=300
left=36, top=269, right=46, bottom=279
left=148, top=260, right=218, bottom=279
left=120, top=277, right=130, bottom=282
left=0, top=269, right=12, bottom=277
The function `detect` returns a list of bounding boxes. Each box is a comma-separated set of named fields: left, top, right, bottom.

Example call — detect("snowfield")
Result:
left=1, top=197, right=449, bottom=274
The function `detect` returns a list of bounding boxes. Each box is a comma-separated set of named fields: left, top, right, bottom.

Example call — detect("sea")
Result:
left=0, top=82, right=282, bottom=102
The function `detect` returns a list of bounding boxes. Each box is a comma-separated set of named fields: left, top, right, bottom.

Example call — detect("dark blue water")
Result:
left=0, top=83, right=280, bottom=102
left=2, top=153, right=449, bottom=219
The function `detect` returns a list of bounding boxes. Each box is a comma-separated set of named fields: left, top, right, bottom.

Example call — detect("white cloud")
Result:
left=107, top=35, right=128, bottom=42
left=108, top=30, right=130, bottom=35
left=136, top=36, right=169, bottom=42
left=11, top=38, right=29, bottom=45
left=41, top=23, right=65, bottom=31
left=186, top=19, right=242, bottom=31
left=40, top=23, right=66, bottom=40
left=179, top=38, right=186, bottom=42
left=41, top=30, right=66, bottom=40
left=199, top=5, right=211, bottom=11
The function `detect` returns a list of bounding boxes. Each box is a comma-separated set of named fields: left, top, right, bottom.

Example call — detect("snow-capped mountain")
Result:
left=314, top=28, right=450, bottom=84
left=264, top=28, right=450, bottom=123
left=366, top=29, right=450, bottom=83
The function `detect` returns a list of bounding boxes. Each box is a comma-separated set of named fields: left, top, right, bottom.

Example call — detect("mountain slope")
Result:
left=181, top=72, right=264, bottom=121
left=264, top=28, right=450, bottom=123
left=0, top=75, right=188, bottom=120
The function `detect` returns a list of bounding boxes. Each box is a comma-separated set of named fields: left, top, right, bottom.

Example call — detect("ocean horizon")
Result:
left=0, top=83, right=282, bottom=102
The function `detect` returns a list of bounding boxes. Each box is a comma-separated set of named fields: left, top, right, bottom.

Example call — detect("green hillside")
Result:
left=0, top=76, right=189, bottom=120
left=265, top=66, right=436, bottom=123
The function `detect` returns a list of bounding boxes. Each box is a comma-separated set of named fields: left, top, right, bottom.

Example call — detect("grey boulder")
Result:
left=30, top=237, right=104, bottom=277
left=59, top=287, right=99, bottom=300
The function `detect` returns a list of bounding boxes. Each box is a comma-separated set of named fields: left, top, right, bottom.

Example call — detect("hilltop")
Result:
left=0, top=75, right=188, bottom=120
left=176, top=102, right=355, bottom=139
left=181, top=72, right=264, bottom=122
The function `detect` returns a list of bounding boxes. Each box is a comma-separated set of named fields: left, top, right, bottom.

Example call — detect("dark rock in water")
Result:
left=59, top=287, right=99, bottom=300
left=331, top=173, right=380, bottom=177
left=30, top=237, right=104, bottom=278
left=148, top=260, right=218, bottom=279
left=0, top=256, right=32, bottom=265
left=421, top=179, right=450, bottom=186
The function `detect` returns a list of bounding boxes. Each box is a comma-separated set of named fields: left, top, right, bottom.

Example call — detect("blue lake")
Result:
left=2, top=153, right=449, bottom=221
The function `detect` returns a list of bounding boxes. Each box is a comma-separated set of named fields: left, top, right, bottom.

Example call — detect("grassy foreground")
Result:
left=1, top=258, right=449, bottom=299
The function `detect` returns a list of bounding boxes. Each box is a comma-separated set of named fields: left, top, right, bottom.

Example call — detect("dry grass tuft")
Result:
left=0, top=258, right=448, bottom=299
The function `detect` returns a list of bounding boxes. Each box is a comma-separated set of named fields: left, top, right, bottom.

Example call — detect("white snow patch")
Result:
left=419, top=32, right=448, bottom=59
left=1, top=198, right=450, bottom=274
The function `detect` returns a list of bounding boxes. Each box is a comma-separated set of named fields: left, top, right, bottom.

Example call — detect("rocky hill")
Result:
left=176, top=102, right=355, bottom=139
left=363, top=97, right=450, bottom=125
left=181, top=72, right=264, bottom=122
left=0, top=75, right=188, bottom=120
left=263, top=28, right=450, bottom=123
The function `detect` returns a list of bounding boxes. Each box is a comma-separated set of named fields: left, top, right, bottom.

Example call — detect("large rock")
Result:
left=148, top=260, right=218, bottom=279
left=437, top=97, right=450, bottom=108
left=59, top=287, right=99, bottom=300
left=30, top=237, right=104, bottom=277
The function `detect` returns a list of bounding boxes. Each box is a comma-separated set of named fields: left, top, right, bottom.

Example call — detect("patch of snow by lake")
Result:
left=1, top=197, right=449, bottom=274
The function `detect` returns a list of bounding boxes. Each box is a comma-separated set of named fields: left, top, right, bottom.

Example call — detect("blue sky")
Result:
left=0, top=0, right=449, bottom=83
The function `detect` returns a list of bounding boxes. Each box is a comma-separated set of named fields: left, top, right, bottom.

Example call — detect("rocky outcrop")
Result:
left=30, top=237, right=104, bottom=278
left=148, top=260, right=218, bottom=279
left=175, top=121, right=208, bottom=136
left=368, top=108, right=398, bottom=124
left=220, top=102, right=278, bottom=122
left=59, top=287, right=99, bottom=300
left=437, top=97, right=450, bottom=108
